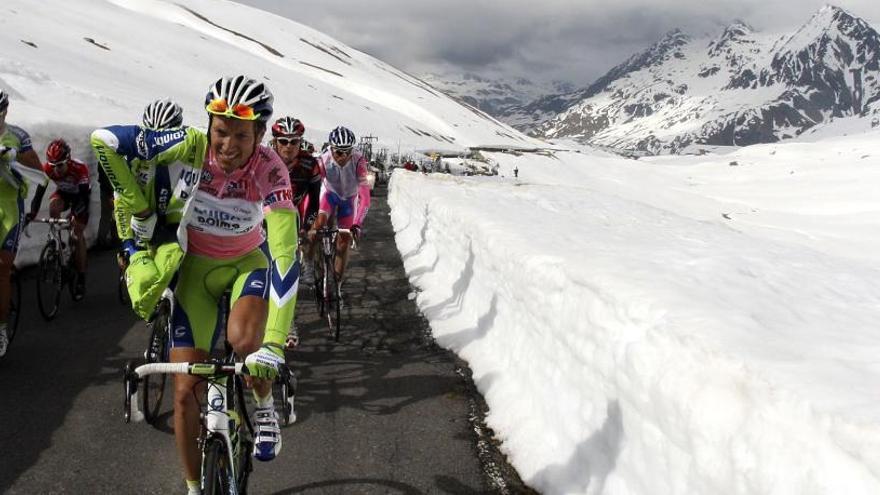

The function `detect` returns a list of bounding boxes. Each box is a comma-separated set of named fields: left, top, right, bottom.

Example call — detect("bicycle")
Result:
left=1, top=267, right=22, bottom=359
left=125, top=358, right=255, bottom=494
left=123, top=291, right=297, bottom=492
left=312, top=227, right=352, bottom=342
left=30, top=217, right=79, bottom=320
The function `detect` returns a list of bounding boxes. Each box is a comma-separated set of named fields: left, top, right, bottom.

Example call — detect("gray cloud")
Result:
left=235, top=0, right=880, bottom=86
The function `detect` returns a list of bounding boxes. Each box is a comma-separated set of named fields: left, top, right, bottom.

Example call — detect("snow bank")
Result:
left=389, top=151, right=880, bottom=494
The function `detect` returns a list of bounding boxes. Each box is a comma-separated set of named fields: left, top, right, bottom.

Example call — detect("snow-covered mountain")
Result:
left=0, top=0, right=540, bottom=157
left=527, top=5, right=880, bottom=154
left=419, top=71, right=574, bottom=122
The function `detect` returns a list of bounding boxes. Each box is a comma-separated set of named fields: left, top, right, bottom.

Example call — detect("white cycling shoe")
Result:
left=252, top=406, right=282, bottom=461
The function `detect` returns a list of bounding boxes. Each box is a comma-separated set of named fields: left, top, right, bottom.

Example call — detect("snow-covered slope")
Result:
left=0, top=0, right=539, bottom=154
left=530, top=5, right=880, bottom=154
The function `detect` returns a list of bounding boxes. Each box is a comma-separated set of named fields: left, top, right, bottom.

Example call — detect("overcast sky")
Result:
left=235, top=0, right=880, bottom=87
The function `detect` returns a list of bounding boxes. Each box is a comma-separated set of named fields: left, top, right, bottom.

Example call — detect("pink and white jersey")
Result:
left=318, top=150, right=369, bottom=199
left=186, top=145, right=294, bottom=258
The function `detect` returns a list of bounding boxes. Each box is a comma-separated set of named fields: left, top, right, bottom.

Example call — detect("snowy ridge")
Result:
left=420, top=71, right=573, bottom=119
left=527, top=5, right=880, bottom=153
left=391, top=129, right=880, bottom=493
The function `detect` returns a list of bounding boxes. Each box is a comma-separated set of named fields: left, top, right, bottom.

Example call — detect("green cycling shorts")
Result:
left=170, top=249, right=270, bottom=351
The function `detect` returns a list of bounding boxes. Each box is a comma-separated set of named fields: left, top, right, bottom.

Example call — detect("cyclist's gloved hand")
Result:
left=131, top=213, right=157, bottom=244
left=121, top=238, right=139, bottom=260
left=245, top=344, right=285, bottom=379
left=350, top=225, right=362, bottom=242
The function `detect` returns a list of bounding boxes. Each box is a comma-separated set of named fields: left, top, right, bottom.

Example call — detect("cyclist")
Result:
left=270, top=116, right=320, bottom=235
left=0, top=89, right=48, bottom=357
left=270, top=117, right=319, bottom=349
left=112, top=99, right=185, bottom=275
left=308, top=126, right=371, bottom=285
left=26, top=139, right=91, bottom=300
left=91, top=98, right=202, bottom=321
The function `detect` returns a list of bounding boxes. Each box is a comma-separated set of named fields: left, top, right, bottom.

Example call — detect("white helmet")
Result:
left=328, top=126, right=356, bottom=149
left=204, top=75, right=274, bottom=123
left=143, top=98, right=183, bottom=130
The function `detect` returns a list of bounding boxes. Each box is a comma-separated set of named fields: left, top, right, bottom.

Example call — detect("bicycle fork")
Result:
left=203, top=377, right=239, bottom=492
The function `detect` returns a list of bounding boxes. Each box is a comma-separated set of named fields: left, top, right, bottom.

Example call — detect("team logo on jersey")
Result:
left=136, top=130, right=148, bottom=158
left=264, top=189, right=292, bottom=207
left=200, top=170, right=214, bottom=184
left=268, top=167, right=284, bottom=187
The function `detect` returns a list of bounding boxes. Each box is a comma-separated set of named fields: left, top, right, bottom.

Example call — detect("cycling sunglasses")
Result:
left=205, top=98, right=258, bottom=121
left=49, top=159, right=68, bottom=168
left=276, top=137, right=301, bottom=146
left=331, top=146, right=353, bottom=156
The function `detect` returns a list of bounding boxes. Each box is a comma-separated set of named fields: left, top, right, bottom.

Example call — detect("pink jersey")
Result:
left=317, top=149, right=371, bottom=226
left=186, top=145, right=295, bottom=258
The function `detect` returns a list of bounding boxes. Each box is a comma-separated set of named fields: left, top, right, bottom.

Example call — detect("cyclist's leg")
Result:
left=70, top=197, right=89, bottom=275
left=0, top=193, right=24, bottom=327
left=170, top=254, right=228, bottom=482
left=127, top=242, right=184, bottom=319
left=227, top=250, right=270, bottom=394
left=334, top=197, right=357, bottom=281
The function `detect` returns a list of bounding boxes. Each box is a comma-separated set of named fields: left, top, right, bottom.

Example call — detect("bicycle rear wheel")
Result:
left=312, top=258, right=323, bottom=312
left=36, top=242, right=63, bottom=321
left=142, top=299, right=170, bottom=425
left=201, top=437, right=232, bottom=495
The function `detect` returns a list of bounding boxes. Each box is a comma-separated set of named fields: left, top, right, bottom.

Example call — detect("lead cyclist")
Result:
left=173, top=76, right=297, bottom=495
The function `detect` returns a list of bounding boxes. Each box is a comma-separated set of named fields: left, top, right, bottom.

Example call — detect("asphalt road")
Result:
left=0, top=185, right=530, bottom=494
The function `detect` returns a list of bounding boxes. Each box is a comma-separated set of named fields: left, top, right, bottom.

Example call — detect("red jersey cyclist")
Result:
left=270, top=116, right=320, bottom=234
left=27, top=139, right=91, bottom=300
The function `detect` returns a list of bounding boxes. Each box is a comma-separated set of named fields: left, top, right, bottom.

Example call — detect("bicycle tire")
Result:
left=312, top=258, right=323, bottom=312
left=324, top=259, right=341, bottom=341
left=231, top=374, right=253, bottom=492
left=36, top=242, right=62, bottom=321
left=142, top=300, right=170, bottom=425
left=5, top=270, right=22, bottom=350
left=201, top=437, right=232, bottom=495
left=275, top=367, right=297, bottom=426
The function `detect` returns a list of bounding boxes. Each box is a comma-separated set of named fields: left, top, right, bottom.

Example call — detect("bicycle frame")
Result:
left=32, top=218, right=73, bottom=259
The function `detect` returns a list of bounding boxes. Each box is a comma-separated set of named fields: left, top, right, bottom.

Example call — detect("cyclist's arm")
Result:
left=29, top=183, right=47, bottom=217
left=306, top=169, right=321, bottom=227
left=262, top=162, right=299, bottom=349
left=91, top=128, right=151, bottom=215
left=16, top=148, right=44, bottom=172
left=114, top=194, right=134, bottom=241
left=353, top=155, right=371, bottom=226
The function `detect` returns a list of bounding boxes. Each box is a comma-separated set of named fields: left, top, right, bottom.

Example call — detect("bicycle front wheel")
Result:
left=202, top=437, right=232, bottom=495
left=142, top=300, right=170, bottom=425
left=36, top=242, right=63, bottom=321
left=324, top=262, right=341, bottom=341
